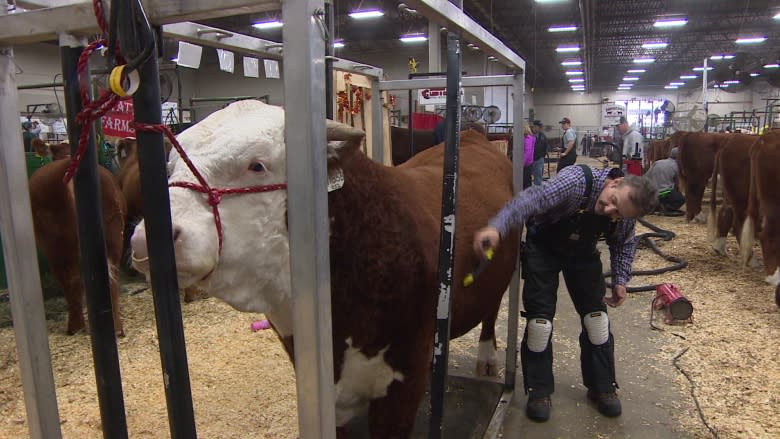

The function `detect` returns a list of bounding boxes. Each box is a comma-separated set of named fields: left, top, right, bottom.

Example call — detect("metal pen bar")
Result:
left=17, top=81, right=63, bottom=89
left=282, top=1, right=337, bottom=437
left=429, top=31, right=462, bottom=439
left=0, top=36, right=62, bottom=439
left=380, top=75, right=516, bottom=91
left=60, top=40, right=128, bottom=439
left=128, top=17, right=197, bottom=439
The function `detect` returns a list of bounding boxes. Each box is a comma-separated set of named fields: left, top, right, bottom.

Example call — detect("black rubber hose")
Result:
left=604, top=217, right=688, bottom=292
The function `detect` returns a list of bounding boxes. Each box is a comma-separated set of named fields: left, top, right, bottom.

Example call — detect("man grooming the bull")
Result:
left=473, top=164, right=658, bottom=422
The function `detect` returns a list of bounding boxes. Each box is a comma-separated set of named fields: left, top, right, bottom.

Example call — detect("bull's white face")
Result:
left=131, top=101, right=291, bottom=314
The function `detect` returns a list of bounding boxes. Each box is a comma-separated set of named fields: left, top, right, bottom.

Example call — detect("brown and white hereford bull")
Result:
left=28, top=159, right=126, bottom=335
left=130, top=100, right=518, bottom=436
left=741, top=130, right=780, bottom=289
left=707, top=133, right=760, bottom=263
left=673, top=131, right=731, bottom=222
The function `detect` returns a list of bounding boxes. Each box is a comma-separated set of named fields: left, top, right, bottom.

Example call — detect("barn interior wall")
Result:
left=14, top=42, right=67, bottom=118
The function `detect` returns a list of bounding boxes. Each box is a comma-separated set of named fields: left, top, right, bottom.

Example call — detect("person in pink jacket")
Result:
left=523, top=124, right=536, bottom=188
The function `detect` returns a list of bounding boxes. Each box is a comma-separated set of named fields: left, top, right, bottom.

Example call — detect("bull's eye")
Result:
left=249, top=162, right=266, bottom=173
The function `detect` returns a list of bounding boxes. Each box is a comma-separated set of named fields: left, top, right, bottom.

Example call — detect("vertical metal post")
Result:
left=428, top=21, right=442, bottom=73
left=702, top=58, right=709, bottom=132
left=429, top=31, right=462, bottom=439
left=505, top=72, right=524, bottom=390
left=408, top=83, right=414, bottom=155
left=59, top=36, right=128, bottom=439
left=127, top=22, right=197, bottom=439
left=371, top=77, right=384, bottom=163
left=282, top=1, right=337, bottom=437
left=324, top=0, right=334, bottom=120
left=0, top=23, right=62, bottom=439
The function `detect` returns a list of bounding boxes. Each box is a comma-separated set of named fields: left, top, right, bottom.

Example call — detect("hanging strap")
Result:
left=577, top=164, right=594, bottom=211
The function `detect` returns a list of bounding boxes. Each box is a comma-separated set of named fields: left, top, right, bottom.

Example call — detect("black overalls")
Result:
left=520, top=165, right=620, bottom=398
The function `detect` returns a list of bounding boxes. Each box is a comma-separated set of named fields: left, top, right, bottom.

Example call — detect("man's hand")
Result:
left=605, top=284, right=627, bottom=307
left=473, top=227, right=500, bottom=259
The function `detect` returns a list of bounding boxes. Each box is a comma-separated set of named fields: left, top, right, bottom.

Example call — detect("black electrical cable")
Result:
left=604, top=217, right=688, bottom=292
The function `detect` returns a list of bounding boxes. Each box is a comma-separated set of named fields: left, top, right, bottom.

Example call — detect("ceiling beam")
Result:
left=0, top=0, right=281, bottom=45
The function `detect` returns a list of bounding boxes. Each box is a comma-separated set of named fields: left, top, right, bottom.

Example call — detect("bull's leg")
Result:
left=61, top=274, right=86, bottom=335
left=108, top=264, right=125, bottom=337
left=685, top=183, right=706, bottom=223
left=367, top=370, right=426, bottom=438
left=712, top=204, right=732, bottom=256
left=760, top=214, right=780, bottom=286
left=476, top=308, right=500, bottom=377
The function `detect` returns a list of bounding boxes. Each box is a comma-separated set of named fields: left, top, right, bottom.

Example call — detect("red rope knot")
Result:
left=208, top=189, right=223, bottom=206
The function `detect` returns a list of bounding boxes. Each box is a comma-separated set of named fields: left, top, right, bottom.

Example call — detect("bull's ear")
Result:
left=326, top=119, right=365, bottom=159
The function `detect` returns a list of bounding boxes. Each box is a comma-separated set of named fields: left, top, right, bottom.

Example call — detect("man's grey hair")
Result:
left=619, top=175, right=659, bottom=217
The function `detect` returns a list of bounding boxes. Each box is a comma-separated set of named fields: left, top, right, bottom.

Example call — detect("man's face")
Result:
left=617, top=122, right=628, bottom=134
left=560, top=122, right=569, bottom=130
left=531, top=125, right=540, bottom=134
left=594, top=178, right=640, bottom=219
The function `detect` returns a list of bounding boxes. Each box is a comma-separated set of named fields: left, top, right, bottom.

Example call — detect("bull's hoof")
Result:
left=476, top=360, right=499, bottom=377
left=711, top=238, right=726, bottom=256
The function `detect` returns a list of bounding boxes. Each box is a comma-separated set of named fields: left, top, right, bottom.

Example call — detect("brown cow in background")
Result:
left=28, top=159, right=126, bottom=335
left=673, top=131, right=731, bottom=222
left=741, top=130, right=780, bottom=291
left=707, top=133, right=760, bottom=264
left=390, top=124, right=511, bottom=165
left=29, top=138, right=71, bottom=161
left=644, top=139, right=672, bottom=170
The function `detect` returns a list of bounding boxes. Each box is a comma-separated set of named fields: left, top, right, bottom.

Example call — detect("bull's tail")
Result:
left=740, top=148, right=759, bottom=267
left=707, top=150, right=721, bottom=244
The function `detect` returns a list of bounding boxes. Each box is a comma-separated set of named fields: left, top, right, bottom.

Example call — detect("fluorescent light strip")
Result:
left=549, top=25, right=577, bottom=32
left=618, top=83, right=633, bottom=87
left=736, top=37, right=766, bottom=44
left=680, top=75, right=697, bottom=79
left=633, top=58, right=656, bottom=64
left=569, top=78, right=585, bottom=83
left=693, top=66, right=713, bottom=71
left=556, top=46, right=580, bottom=53
left=669, top=82, right=684, bottom=86
left=642, top=42, right=668, bottom=49
left=627, top=69, right=646, bottom=73
left=723, top=80, right=740, bottom=84
left=565, top=71, right=584, bottom=75
left=333, top=41, right=345, bottom=48
left=664, top=85, right=679, bottom=89
left=617, top=87, right=631, bottom=91
left=622, top=77, right=639, bottom=81
left=654, top=18, right=687, bottom=27
left=775, top=12, right=780, bottom=19
left=252, top=20, right=283, bottom=29
left=400, top=35, right=428, bottom=43
left=349, top=10, right=384, bottom=19
left=750, top=73, right=760, bottom=77
left=561, top=60, right=582, bottom=66
left=764, top=64, right=780, bottom=68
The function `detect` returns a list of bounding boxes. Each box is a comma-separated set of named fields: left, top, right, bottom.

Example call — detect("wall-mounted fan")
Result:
left=483, top=105, right=501, bottom=124
left=462, top=105, right=483, bottom=122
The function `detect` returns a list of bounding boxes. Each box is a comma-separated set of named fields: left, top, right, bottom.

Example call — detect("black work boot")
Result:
left=587, top=389, right=622, bottom=417
left=526, top=394, right=551, bottom=422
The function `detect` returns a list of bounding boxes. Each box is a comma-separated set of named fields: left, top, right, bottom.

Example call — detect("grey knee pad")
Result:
left=583, top=311, right=609, bottom=345
left=526, top=318, right=552, bottom=352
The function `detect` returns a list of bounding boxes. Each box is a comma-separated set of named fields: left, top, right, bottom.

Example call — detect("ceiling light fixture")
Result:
left=618, top=83, right=633, bottom=87
left=569, top=78, right=585, bottom=83
left=633, top=58, right=656, bottom=64
left=642, top=42, right=668, bottom=49
left=349, top=10, right=384, bottom=19
left=669, top=82, right=684, bottom=86
left=556, top=46, right=580, bottom=53
left=654, top=18, right=687, bottom=28
left=774, top=12, right=780, bottom=19
left=710, top=55, right=735, bottom=60
left=693, top=66, right=714, bottom=71
left=680, top=75, right=697, bottom=79
left=750, top=72, right=760, bottom=77
left=399, top=34, right=428, bottom=43
left=549, top=25, right=577, bottom=32
left=764, top=64, right=780, bottom=68
left=252, top=20, right=283, bottom=29
left=723, top=80, right=740, bottom=84
left=627, top=69, right=646, bottom=73
left=623, top=77, right=640, bottom=81
left=735, top=37, right=767, bottom=44
left=664, top=85, right=679, bottom=89
left=565, top=70, right=584, bottom=75
left=333, top=40, right=345, bottom=48
left=561, top=60, right=582, bottom=66
left=617, top=87, right=631, bottom=91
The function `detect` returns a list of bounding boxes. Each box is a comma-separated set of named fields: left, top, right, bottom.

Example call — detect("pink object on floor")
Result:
left=251, top=319, right=271, bottom=332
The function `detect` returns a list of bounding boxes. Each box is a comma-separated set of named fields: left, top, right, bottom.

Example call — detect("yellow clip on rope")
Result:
left=109, top=64, right=141, bottom=97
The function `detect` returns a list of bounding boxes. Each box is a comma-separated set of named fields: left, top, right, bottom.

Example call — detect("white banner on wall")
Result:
left=417, top=87, right=464, bottom=106
left=601, top=104, right=626, bottom=126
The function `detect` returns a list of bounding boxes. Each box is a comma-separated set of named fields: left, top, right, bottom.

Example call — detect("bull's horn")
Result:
left=326, top=119, right=365, bottom=155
